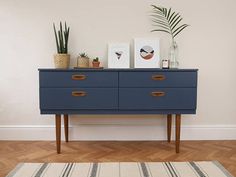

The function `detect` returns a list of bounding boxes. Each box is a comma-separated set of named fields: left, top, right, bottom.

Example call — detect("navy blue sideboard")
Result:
left=39, top=68, right=198, bottom=153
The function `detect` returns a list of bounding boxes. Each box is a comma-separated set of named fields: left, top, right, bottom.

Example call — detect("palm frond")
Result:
left=173, top=24, right=189, bottom=37
left=169, top=13, right=180, bottom=26
left=151, top=29, right=171, bottom=34
left=171, top=18, right=183, bottom=31
left=151, top=5, right=189, bottom=40
left=168, top=12, right=176, bottom=23
left=151, top=19, right=169, bottom=27
left=167, top=8, right=172, bottom=19
left=153, top=24, right=170, bottom=31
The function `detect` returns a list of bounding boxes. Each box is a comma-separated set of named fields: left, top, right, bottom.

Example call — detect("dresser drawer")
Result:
left=40, top=72, right=118, bottom=88
left=40, top=88, right=118, bottom=109
left=119, top=88, right=197, bottom=110
left=119, top=72, right=197, bottom=87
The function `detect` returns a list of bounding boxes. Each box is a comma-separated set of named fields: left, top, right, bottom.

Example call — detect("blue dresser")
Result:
left=39, top=68, right=198, bottom=153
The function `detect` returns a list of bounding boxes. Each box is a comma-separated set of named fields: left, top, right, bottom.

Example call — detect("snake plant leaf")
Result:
left=151, top=5, right=189, bottom=40
left=64, top=31, right=67, bottom=53
left=53, top=21, right=70, bottom=54
left=59, top=22, right=65, bottom=52
left=67, top=27, right=70, bottom=42
left=58, top=31, right=63, bottom=53
left=53, top=23, right=59, bottom=53
left=64, top=29, right=69, bottom=53
left=60, top=30, right=65, bottom=53
left=60, top=22, right=62, bottom=34
left=65, top=22, right=67, bottom=33
left=65, top=27, right=70, bottom=53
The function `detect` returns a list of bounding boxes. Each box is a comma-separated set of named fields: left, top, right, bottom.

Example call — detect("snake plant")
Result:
left=53, top=22, right=70, bottom=54
left=151, top=5, right=189, bottom=41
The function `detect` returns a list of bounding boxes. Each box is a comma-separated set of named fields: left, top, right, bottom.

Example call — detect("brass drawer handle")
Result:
left=151, top=91, right=165, bottom=97
left=72, top=91, right=87, bottom=97
left=72, top=74, right=86, bottom=80
left=152, top=75, right=165, bottom=81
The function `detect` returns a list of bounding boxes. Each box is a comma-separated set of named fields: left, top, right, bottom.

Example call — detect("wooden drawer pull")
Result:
left=72, top=91, right=87, bottom=97
left=151, top=91, right=165, bottom=97
left=72, top=74, right=86, bottom=80
left=152, top=75, right=165, bottom=81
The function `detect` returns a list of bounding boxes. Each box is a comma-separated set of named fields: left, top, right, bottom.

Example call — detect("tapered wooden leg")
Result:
left=55, top=114, right=61, bottom=154
left=167, top=114, right=172, bottom=142
left=175, top=114, right=181, bottom=153
left=64, top=114, right=69, bottom=142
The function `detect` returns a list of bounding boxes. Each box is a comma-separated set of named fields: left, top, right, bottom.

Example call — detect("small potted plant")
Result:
left=92, top=57, right=100, bottom=68
left=77, top=53, right=90, bottom=68
left=53, top=22, right=70, bottom=69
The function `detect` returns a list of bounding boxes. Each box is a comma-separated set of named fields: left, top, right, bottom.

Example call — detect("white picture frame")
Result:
left=108, top=43, right=130, bottom=68
left=134, top=38, right=160, bottom=68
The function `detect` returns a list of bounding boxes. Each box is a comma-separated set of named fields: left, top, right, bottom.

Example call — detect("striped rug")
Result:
left=6, top=161, right=233, bottom=177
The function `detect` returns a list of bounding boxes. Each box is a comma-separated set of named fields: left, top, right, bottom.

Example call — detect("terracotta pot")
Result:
left=77, top=57, right=90, bottom=68
left=54, top=54, right=70, bottom=69
left=92, top=61, right=100, bottom=68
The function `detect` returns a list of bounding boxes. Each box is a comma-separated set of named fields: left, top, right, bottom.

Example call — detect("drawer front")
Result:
left=119, top=72, right=197, bottom=87
left=40, top=88, right=118, bottom=109
left=40, top=72, right=118, bottom=88
left=119, top=88, right=197, bottom=110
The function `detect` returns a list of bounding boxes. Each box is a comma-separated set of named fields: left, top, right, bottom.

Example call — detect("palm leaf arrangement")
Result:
left=150, top=5, right=189, bottom=41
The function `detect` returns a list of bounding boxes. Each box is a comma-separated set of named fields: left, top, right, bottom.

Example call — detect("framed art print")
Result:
left=134, top=38, right=160, bottom=68
left=108, top=43, right=130, bottom=68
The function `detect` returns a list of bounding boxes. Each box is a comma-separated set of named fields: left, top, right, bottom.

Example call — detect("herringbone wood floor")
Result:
left=0, top=141, right=236, bottom=177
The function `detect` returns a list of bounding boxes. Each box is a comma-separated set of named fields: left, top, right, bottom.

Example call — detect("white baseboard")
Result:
left=0, top=124, right=236, bottom=140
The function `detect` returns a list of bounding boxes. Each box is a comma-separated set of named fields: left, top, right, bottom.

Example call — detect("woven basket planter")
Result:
left=77, top=57, right=90, bottom=68
left=54, top=54, right=70, bottom=69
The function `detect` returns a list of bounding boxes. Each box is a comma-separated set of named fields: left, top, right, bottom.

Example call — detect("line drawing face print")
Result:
left=140, top=46, right=154, bottom=60
left=115, top=51, right=123, bottom=60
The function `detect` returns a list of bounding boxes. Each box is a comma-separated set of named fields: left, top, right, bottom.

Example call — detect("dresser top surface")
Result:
left=38, top=68, right=198, bottom=72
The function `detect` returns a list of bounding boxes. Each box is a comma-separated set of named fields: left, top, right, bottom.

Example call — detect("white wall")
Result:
left=0, top=0, right=236, bottom=140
